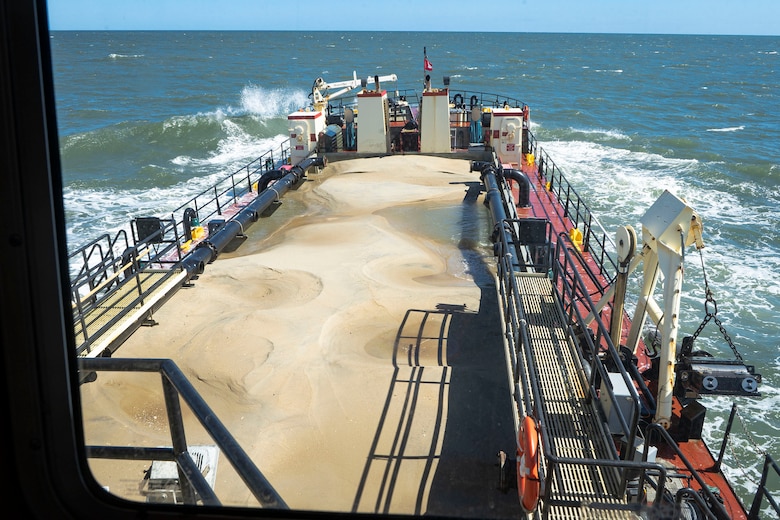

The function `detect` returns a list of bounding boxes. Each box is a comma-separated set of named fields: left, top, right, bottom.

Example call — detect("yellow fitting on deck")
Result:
left=569, top=228, right=583, bottom=251
left=191, top=226, right=206, bottom=240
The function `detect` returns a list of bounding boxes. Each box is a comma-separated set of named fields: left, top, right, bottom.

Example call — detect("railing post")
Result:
left=161, top=370, right=197, bottom=505
left=583, top=213, right=592, bottom=253
left=748, top=455, right=769, bottom=519
left=214, top=185, right=222, bottom=215
left=715, top=403, right=738, bottom=471
left=130, top=247, right=146, bottom=305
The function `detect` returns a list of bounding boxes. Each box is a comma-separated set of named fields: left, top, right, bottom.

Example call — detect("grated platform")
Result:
left=515, top=273, right=634, bottom=518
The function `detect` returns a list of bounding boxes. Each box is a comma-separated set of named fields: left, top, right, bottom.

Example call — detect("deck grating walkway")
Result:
left=73, top=269, right=186, bottom=356
left=516, top=273, right=633, bottom=518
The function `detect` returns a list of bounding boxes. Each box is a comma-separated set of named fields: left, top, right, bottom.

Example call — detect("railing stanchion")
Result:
left=716, top=403, right=738, bottom=471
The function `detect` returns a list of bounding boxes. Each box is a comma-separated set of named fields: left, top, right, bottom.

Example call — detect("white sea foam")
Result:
left=107, top=53, right=144, bottom=59
left=706, top=125, right=745, bottom=132
left=203, top=127, right=285, bottom=168
left=162, top=85, right=310, bottom=123
left=171, top=155, right=192, bottom=166
left=540, top=139, right=695, bottom=218
left=703, top=388, right=780, bottom=501
left=65, top=130, right=289, bottom=248
left=173, top=132, right=287, bottom=172
left=237, top=85, right=309, bottom=118
left=567, top=127, right=631, bottom=141
left=66, top=84, right=307, bottom=246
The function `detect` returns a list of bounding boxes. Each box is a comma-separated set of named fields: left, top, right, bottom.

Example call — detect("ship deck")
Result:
left=79, top=154, right=524, bottom=516
left=74, top=146, right=753, bottom=518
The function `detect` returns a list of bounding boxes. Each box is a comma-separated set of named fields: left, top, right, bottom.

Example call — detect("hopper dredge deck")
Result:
left=73, top=59, right=777, bottom=518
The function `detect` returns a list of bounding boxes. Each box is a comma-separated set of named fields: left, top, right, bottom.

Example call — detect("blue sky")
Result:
left=48, top=0, right=780, bottom=36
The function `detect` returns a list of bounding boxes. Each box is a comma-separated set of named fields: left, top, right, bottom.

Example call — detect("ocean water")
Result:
left=50, top=31, right=779, bottom=507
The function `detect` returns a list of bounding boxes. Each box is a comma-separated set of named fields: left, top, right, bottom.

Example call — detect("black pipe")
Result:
left=502, top=168, right=531, bottom=207
left=182, top=207, right=198, bottom=241
left=180, top=155, right=326, bottom=279
left=473, top=162, right=512, bottom=246
left=180, top=255, right=205, bottom=277
left=473, top=160, right=527, bottom=279
left=256, top=170, right=286, bottom=192
left=200, top=221, right=241, bottom=256
left=476, top=164, right=505, bottom=223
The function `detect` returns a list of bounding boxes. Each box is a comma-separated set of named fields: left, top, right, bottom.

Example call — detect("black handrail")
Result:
left=528, top=129, right=779, bottom=517
left=749, top=453, right=780, bottom=519
left=526, top=129, right=618, bottom=288
left=643, top=423, right=732, bottom=520
left=68, top=141, right=290, bottom=280
left=716, top=403, right=780, bottom=519
left=78, top=357, right=287, bottom=509
left=552, top=231, right=644, bottom=446
left=491, top=220, right=656, bottom=509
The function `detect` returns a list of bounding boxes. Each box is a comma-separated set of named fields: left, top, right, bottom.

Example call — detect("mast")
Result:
left=423, top=46, right=432, bottom=91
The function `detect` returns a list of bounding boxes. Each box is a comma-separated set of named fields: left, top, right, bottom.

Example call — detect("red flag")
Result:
left=424, top=57, right=433, bottom=71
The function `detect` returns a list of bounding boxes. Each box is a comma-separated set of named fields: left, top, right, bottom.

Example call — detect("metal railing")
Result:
left=78, top=357, right=287, bottom=508
left=69, top=230, right=132, bottom=295
left=526, top=129, right=619, bottom=290
left=749, top=453, right=780, bottom=519
left=714, top=404, right=780, bottom=519
left=69, top=141, right=291, bottom=355
left=492, top=216, right=662, bottom=513
left=70, top=225, right=183, bottom=357
left=642, top=423, right=731, bottom=520
left=492, top=215, right=765, bottom=517
left=526, top=131, right=779, bottom=517
left=551, top=231, right=644, bottom=451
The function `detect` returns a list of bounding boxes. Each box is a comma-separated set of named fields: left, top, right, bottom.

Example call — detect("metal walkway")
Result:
left=73, top=268, right=187, bottom=357
left=515, top=273, right=631, bottom=519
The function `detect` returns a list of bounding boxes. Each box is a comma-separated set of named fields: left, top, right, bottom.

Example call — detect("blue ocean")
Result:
left=50, top=31, right=779, bottom=505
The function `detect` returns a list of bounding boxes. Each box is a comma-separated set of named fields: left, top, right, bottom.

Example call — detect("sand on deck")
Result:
left=81, top=155, right=520, bottom=517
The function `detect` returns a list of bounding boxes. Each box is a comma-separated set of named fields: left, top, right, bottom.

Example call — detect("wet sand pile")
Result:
left=81, top=155, right=520, bottom=517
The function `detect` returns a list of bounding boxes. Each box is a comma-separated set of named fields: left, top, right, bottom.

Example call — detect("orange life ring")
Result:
left=516, top=415, right=541, bottom=513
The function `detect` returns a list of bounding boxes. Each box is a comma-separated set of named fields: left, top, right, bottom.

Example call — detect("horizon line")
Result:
left=47, top=28, right=780, bottom=37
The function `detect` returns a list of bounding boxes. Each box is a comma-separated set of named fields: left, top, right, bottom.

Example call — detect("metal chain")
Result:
left=725, top=407, right=765, bottom=489
left=713, top=314, right=744, bottom=363
left=727, top=441, right=756, bottom=488
left=734, top=406, right=767, bottom=456
left=690, top=249, right=745, bottom=363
